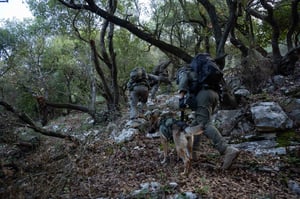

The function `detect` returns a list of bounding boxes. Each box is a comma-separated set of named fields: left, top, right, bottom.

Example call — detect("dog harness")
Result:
left=159, top=118, right=188, bottom=141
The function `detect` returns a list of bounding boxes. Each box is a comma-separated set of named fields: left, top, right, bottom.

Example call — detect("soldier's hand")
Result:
left=179, top=97, right=186, bottom=109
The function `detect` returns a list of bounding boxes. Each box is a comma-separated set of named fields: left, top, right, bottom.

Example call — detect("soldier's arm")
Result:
left=148, top=73, right=159, bottom=81
left=177, top=71, right=189, bottom=96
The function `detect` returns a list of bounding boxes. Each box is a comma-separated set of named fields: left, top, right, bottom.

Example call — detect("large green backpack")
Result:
left=130, top=67, right=147, bottom=82
left=188, top=53, right=224, bottom=95
left=127, top=67, right=149, bottom=91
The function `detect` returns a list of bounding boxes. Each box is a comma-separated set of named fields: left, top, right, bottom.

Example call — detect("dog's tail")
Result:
left=172, top=121, right=203, bottom=136
left=184, top=124, right=204, bottom=136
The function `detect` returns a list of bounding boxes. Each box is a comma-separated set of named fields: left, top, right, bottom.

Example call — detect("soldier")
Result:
left=127, top=67, right=160, bottom=120
left=149, top=60, right=172, bottom=100
left=177, top=54, right=240, bottom=170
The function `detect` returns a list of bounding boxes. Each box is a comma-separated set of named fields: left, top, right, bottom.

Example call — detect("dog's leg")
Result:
left=180, top=149, right=191, bottom=176
left=160, top=136, right=168, bottom=164
left=181, top=136, right=196, bottom=176
left=187, top=136, right=194, bottom=160
left=172, top=125, right=191, bottom=176
left=183, top=158, right=191, bottom=176
left=176, top=134, right=191, bottom=176
left=176, top=147, right=186, bottom=175
left=173, top=130, right=183, bottom=162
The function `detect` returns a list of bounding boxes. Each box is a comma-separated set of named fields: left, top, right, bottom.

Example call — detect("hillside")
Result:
left=1, top=104, right=300, bottom=199
left=1, top=68, right=300, bottom=198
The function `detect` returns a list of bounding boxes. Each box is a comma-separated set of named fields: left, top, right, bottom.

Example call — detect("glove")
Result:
left=179, top=97, right=186, bottom=109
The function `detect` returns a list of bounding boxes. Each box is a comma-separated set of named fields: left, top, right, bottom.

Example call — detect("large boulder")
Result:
left=281, top=98, right=300, bottom=127
left=250, top=102, right=293, bottom=131
left=212, top=109, right=246, bottom=136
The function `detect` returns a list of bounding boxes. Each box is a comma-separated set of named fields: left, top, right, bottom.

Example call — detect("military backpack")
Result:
left=130, top=67, right=147, bottom=82
left=128, top=67, right=149, bottom=90
left=190, top=53, right=223, bottom=93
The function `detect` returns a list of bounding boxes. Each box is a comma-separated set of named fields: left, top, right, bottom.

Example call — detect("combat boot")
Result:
left=222, top=146, right=240, bottom=170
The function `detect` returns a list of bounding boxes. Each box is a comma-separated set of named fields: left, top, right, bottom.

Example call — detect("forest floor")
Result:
left=1, top=108, right=300, bottom=199
left=1, top=68, right=300, bottom=198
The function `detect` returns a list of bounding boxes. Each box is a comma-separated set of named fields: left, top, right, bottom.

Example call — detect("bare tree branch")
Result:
left=0, top=100, right=78, bottom=143
left=58, top=0, right=193, bottom=63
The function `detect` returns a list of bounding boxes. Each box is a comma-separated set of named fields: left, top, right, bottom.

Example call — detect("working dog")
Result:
left=147, top=110, right=203, bottom=175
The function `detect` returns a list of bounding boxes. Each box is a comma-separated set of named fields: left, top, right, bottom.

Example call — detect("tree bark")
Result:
left=247, top=0, right=282, bottom=73
left=89, top=39, right=114, bottom=110
left=228, top=0, right=249, bottom=57
left=0, top=100, right=78, bottom=142
left=58, top=0, right=193, bottom=63
left=287, top=0, right=300, bottom=50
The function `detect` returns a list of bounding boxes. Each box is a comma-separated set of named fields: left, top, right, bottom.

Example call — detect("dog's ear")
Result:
left=160, top=111, right=175, bottom=119
left=148, top=109, right=160, bottom=120
left=146, top=109, right=160, bottom=123
left=152, top=109, right=161, bottom=117
left=145, top=110, right=159, bottom=120
left=147, top=109, right=161, bottom=133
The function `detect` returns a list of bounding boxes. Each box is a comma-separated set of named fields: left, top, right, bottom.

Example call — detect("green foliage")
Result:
left=205, top=152, right=220, bottom=161
left=159, top=142, right=175, bottom=151
left=26, top=0, right=77, bottom=34
left=149, top=1, right=200, bottom=53
left=255, top=0, right=300, bottom=48
left=276, top=131, right=300, bottom=147
left=285, top=155, right=300, bottom=165
left=194, top=177, right=210, bottom=195
left=195, top=185, right=210, bottom=195
left=41, top=36, right=91, bottom=104
left=15, top=90, right=39, bottom=119
left=1, top=0, right=297, bottom=121
left=173, top=193, right=192, bottom=199
left=114, top=28, right=157, bottom=84
left=0, top=17, right=94, bottom=119
left=0, top=27, right=17, bottom=59
left=105, top=146, right=114, bottom=156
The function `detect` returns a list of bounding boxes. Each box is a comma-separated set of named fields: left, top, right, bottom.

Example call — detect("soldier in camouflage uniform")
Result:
left=149, top=60, right=172, bottom=100
left=177, top=64, right=240, bottom=170
left=127, top=67, right=160, bottom=120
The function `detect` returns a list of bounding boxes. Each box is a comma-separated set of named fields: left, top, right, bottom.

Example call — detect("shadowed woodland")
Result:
left=0, top=0, right=300, bottom=198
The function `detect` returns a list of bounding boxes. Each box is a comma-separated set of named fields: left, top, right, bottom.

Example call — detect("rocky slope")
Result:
left=1, top=108, right=300, bottom=198
left=1, top=69, right=300, bottom=198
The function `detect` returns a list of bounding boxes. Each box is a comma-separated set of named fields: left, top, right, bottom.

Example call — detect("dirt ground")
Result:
left=0, top=111, right=299, bottom=198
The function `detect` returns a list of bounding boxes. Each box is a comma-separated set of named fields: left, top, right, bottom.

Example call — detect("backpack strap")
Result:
left=160, top=118, right=190, bottom=140
left=174, top=120, right=188, bottom=130
left=127, top=70, right=150, bottom=91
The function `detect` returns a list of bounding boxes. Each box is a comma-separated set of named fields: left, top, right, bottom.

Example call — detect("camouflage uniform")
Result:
left=149, top=70, right=170, bottom=100
left=127, top=70, right=160, bottom=120
left=149, top=60, right=172, bottom=100
left=177, top=65, right=239, bottom=169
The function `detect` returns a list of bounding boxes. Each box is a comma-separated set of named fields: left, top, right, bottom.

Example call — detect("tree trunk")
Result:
left=247, top=0, right=282, bottom=73
left=287, top=0, right=300, bottom=51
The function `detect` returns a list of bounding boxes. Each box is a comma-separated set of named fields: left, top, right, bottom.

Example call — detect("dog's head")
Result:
left=146, top=109, right=161, bottom=133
